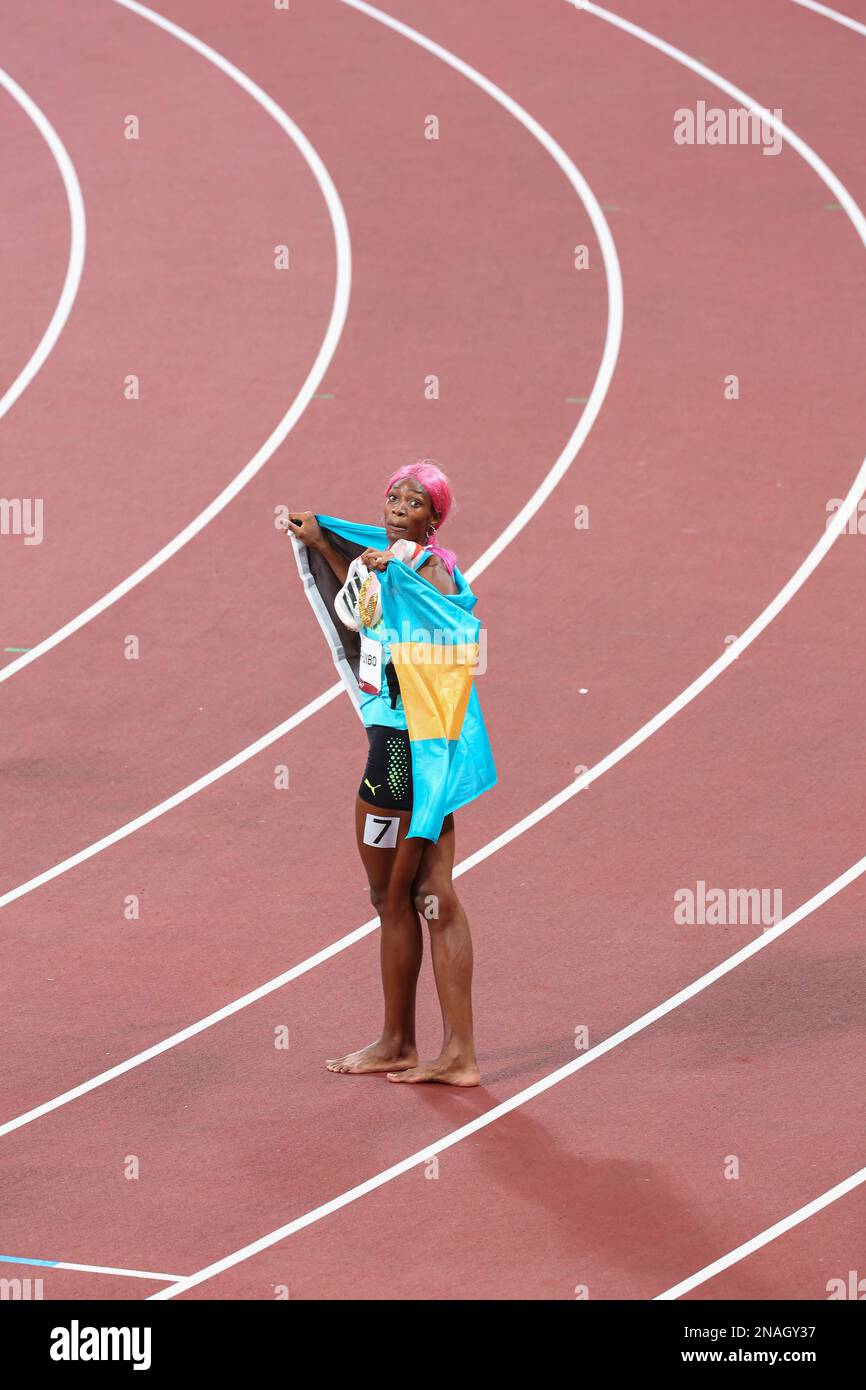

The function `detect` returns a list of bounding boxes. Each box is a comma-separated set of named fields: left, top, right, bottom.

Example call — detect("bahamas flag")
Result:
left=291, top=514, right=496, bottom=841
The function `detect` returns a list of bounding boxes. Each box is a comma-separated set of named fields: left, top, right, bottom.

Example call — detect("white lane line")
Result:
left=0, top=1253, right=182, bottom=1282
left=0, top=0, right=352, bottom=684
left=340, top=0, right=623, bottom=586
left=0, top=3, right=622, bottom=900
left=149, top=856, right=866, bottom=1298
left=146, top=1, right=866, bottom=1301
left=656, top=1165, right=866, bottom=1300
left=2, top=0, right=866, bottom=1142
left=791, top=0, right=866, bottom=39
left=0, top=68, right=85, bottom=423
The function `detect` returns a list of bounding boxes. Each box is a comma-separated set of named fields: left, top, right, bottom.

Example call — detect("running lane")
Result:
left=6, top=0, right=863, bottom=891
left=0, top=0, right=333, bottom=652
left=599, top=0, right=866, bottom=206
left=0, top=0, right=604, bottom=884
left=0, top=0, right=609, bottom=1092
left=677, top=1182, right=866, bottom=1302
left=1, top=0, right=862, bottom=1104
left=2, top=1, right=864, bottom=1300
left=155, top=515, right=866, bottom=1300
left=162, top=884, right=866, bottom=1300
left=0, top=0, right=337, bottom=706
left=3, top=534, right=865, bottom=1300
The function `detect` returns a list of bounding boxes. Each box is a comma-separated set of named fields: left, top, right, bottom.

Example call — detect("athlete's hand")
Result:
left=283, top=511, right=324, bottom=549
left=360, top=547, right=395, bottom=572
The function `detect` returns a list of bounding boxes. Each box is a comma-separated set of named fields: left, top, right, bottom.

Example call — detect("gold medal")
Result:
left=358, top=573, right=379, bottom=629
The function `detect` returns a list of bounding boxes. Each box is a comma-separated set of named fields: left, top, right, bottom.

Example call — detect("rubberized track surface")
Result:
left=1, top=0, right=864, bottom=1300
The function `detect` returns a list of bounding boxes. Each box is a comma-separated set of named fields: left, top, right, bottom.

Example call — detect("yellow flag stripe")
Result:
left=390, top=642, right=476, bottom=743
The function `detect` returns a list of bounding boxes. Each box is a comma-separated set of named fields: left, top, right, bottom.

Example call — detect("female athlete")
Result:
left=286, top=461, right=482, bottom=1086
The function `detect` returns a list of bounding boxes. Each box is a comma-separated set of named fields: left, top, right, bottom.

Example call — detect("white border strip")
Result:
left=149, top=855, right=866, bottom=1298
left=656, top=1164, right=866, bottom=1299
left=0, top=1254, right=182, bottom=1282
left=0, top=1, right=622, bottom=899
left=0, top=67, right=85, bottom=423
left=791, top=0, right=866, bottom=40
left=0, top=0, right=352, bottom=684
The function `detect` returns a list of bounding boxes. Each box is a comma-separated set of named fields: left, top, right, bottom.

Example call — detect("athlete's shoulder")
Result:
left=420, top=552, right=458, bottom=595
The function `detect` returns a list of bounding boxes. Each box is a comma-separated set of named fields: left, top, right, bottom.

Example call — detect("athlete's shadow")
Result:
left=403, top=1040, right=783, bottom=1299
left=478, top=1036, right=578, bottom=1086
left=445, top=1102, right=779, bottom=1298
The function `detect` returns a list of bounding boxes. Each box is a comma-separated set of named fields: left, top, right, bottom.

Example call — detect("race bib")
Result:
left=358, top=633, right=382, bottom=695
left=363, top=813, right=400, bottom=849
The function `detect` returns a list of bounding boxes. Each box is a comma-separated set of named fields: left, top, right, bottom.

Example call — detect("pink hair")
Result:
left=384, top=459, right=458, bottom=576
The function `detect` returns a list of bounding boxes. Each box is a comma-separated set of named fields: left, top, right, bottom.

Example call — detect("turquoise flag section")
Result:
left=311, top=515, right=497, bottom=840
left=405, top=687, right=496, bottom=840
left=378, top=547, right=478, bottom=634
left=315, top=514, right=386, bottom=552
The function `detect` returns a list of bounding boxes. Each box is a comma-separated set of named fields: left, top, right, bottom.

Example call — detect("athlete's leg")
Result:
left=326, top=798, right=425, bottom=1074
left=387, top=814, right=480, bottom=1086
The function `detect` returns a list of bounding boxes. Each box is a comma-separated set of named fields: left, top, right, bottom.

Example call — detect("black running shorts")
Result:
left=358, top=724, right=413, bottom=812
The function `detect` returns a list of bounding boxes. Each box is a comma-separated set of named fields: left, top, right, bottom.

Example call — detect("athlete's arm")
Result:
left=313, top=538, right=350, bottom=584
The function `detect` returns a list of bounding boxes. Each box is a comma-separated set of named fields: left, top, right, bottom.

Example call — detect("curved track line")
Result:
left=144, top=2, right=866, bottom=1298
left=791, top=0, right=866, bottom=39
left=149, top=855, right=866, bottom=1297
left=0, top=67, right=85, bottom=423
left=0, top=0, right=862, bottom=1168
left=0, top=3, right=623, bottom=901
left=0, top=0, right=352, bottom=684
left=340, top=0, right=623, bottom=585
left=657, top=1163, right=866, bottom=1299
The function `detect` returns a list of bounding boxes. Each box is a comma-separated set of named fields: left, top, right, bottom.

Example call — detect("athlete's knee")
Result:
left=381, top=882, right=417, bottom=923
left=369, top=885, right=387, bottom=916
left=413, top=880, right=457, bottom=925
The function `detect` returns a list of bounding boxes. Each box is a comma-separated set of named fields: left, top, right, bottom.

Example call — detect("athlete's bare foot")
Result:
left=386, top=1054, right=480, bottom=1087
left=326, top=1038, right=418, bottom=1074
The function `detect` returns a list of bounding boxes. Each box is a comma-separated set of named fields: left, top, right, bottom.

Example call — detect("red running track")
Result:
left=1, top=0, right=864, bottom=1300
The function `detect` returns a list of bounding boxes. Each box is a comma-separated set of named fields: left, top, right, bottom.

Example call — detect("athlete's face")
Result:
left=383, top=479, right=439, bottom=545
